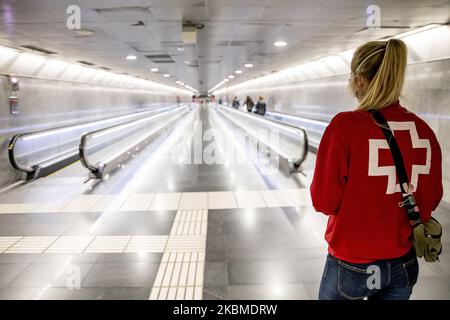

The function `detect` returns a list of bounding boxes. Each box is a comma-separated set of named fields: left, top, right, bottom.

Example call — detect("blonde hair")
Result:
left=351, top=39, right=407, bottom=111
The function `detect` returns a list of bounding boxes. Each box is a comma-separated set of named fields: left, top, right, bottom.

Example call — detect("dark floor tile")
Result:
left=6, top=262, right=95, bottom=288
left=31, top=253, right=101, bottom=264
left=411, top=275, right=450, bottom=300
left=81, top=262, right=159, bottom=288
left=224, top=234, right=286, bottom=251
left=227, top=284, right=309, bottom=300
left=12, top=222, right=74, bottom=236
left=27, top=213, right=90, bottom=222
left=0, top=263, right=29, bottom=289
left=228, top=260, right=302, bottom=286
left=204, top=261, right=228, bottom=288
left=223, top=220, right=292, bottom=236
left=207, top=220, right=224, bottom=234
left=0, top=287, right=75, bottom=300
left=225, top=248, right=289, bottom=261
left=203, top=286, right=228, bottom=300
left=287, top=247, right=328, bottom=261
left=0, top=254, right=39, bottom=264
left=293, top=258, right=326, bottom=283
left=69, top=287, right=151, bottom=300
left=116, top=220, right=173, bottom=235
left=0, top=222, right=27, bottom=236
left=302, top=283, right=320, bottom=300
left=126, top=211, right=177, bottom=222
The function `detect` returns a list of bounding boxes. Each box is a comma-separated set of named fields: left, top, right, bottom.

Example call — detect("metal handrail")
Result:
left=79, top=104, right=191, bottom=178
left=8, top=134, right=33, bottom=173
left=7, top=105, right=176, bottom=177
left=265, top=109, right=329, bottom=127
left=216, top=104, right=309, bottom=168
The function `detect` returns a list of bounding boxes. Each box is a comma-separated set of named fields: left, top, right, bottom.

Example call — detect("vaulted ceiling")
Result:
left=0, top=0, right=448, bottom=93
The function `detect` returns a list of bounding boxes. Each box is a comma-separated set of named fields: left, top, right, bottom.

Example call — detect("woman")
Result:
left=311, top=39, right=443, bottom=300
left=244, top=96, right=254, bottom=112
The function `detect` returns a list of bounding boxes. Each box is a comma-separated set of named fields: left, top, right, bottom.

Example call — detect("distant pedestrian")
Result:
left=232, top=96, right=240, bottom=109
left=254, top=96, right=266, bottom=116
left=244, top=96, right=254, bottom=112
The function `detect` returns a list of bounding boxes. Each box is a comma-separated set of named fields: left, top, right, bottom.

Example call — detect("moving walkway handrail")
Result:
left=264, top=109, right=329, bottom=151
left=216, top=104, right=309, bottom=168
left=8, top=134, right=38, bottom=173
left=8, top=104, right=176, bottom=179
left=265, top=109, right=329, bottom=127
left=79, top=104, right=191, bottom=178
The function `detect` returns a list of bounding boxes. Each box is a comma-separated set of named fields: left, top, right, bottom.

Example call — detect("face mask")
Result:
left=347, top=73, right=360, bottom=98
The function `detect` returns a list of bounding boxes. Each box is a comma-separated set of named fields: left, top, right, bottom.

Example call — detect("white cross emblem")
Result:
left=368, top=121, right=431, bottom=194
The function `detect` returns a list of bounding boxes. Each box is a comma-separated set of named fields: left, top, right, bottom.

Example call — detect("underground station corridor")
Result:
left=0, top=0, right=449, bottom=314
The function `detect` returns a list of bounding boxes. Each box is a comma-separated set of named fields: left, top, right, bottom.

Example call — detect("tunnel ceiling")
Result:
left=0, top=0, right=448, bottom=93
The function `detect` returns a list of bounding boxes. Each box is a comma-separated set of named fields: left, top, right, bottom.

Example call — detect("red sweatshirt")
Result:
left=310, top=103, right=443, bottom=263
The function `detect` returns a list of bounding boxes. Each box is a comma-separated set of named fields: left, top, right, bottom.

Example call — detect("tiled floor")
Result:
left=0, top=188, right=313, bottom=213
left=0, top=105, right=448, bottom=300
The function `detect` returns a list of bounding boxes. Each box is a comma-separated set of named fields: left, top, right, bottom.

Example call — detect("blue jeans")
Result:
left=318, top=249, right=419, bottom=300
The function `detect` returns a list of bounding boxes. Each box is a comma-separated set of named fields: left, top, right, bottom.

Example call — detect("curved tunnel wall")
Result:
left=0, top=45, right=193, bottom=189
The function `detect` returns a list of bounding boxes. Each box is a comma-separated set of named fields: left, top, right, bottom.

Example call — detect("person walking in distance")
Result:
left=254, top=96, right=266, bottom=116
left=232, top=96, right=240, bottom=109
left=244, top=96, right=254, bottom=112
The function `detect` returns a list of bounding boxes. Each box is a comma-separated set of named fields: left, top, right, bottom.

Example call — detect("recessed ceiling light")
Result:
left=180, top=82, right=185, bottom=85
left=126, top=55, right=137, bottom=60
left=74, top=29, right=95, bottom=37
left=235, top=70, right=242, bottom=74
left=184, top=60, right=190, bottom=64
left=176, top=81, right=181, bottom=84
left=274, top=41, right=287, bottom=47
left=244, top=63, right=254, bottom=68
left=228, top=75, right=235, bottom=79
left=224, top=79, right=229, bottom=82
left=150, top=68, right=159, bottom=72
left=163, top=74, right=170, bottom=78
left=177, top=47, right=185, bottom=52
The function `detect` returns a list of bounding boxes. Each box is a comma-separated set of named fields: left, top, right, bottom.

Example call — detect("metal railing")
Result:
left=8, top=104, right=178, bottom=180
left=265, top=110, right=328, bottom=151
left=79, top=104, right=193, bottom=179
left=215, top=104, right=308, bottom=170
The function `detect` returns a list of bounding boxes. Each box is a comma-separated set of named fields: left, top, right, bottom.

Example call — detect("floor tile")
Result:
left=286, top=188, right=312, bottom=206
left=0, top=263, right=30, bottom=289
left=207, top=192, right=237, bottom=209
left=89, top=195, right=124, bottom=212
left=30, top=202, right=69, bottom=213
left=6, top=262, right=94, bottom=288
left=179, top=193, right=208, bottom=210
left=150, top=193, right=181, bottom=211
left=119, top=193, right=155, bottom=211
left=1, top=204, right=40, bottom=214
left=60, top=195, right=104, bottom=213
left=82, top=262, right=159, bottom=288
left=260, top=190, right=296, bottom=207
left=70, top=287, right=151, bottom=300
left=234, top=191, right=267, bottom=208
left=6, top=236, right=58, bottom=253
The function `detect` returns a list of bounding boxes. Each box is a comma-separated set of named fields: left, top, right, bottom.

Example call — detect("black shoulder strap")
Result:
left=371, top=111, right=409, bottom=194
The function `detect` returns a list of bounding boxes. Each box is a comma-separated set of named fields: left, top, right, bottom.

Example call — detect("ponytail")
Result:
left=351, top=39, right=408, bottom=111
